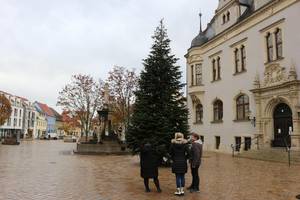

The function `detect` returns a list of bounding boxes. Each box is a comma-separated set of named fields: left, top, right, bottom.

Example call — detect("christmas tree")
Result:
left=126, top=20, right=189, bottom=158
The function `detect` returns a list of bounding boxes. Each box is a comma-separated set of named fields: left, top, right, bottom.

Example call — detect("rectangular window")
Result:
left=217, top=57, right=221, bottom=80
left=13, top=118, right=17, bottom=127
left=14, top=108, right=18, bottom=117
left=266, top=33, right=273, bottom=62
left=212, top=59, right=216, bottom=81
left=19, top=110, right=22, bottom=118
left=241, top=46, right=246, bottom=71
left=19, top=119, right=21, bottom=127
left=235, top=137, right=242, bottom=152
left=191, top=65, right=194, bottom=86
left=195, top=64, right=202, bottom=85
left=234, top=49, right=240, bottom=73
left=215, top=136, right=221, bottom=150
left=275, top=29, right=283, bottom=59
left=244, top=137, right=251, bottom=151
left=7, top=118, right=11, bottom=126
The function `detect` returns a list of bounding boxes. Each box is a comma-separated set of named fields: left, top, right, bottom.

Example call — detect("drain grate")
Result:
left=296, top=194, right=300, bottom=199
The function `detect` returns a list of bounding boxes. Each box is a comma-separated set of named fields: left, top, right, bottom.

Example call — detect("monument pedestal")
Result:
left=74, top=140, right=128, bottom=155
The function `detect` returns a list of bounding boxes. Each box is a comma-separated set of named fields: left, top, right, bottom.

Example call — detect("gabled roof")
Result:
left=50, top=107, right=62, bottom=121
left=36, top=102, right=55, bottom=117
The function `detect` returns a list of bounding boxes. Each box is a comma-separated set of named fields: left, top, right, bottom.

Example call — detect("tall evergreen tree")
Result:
left=127, top=20, right=189, bottom=157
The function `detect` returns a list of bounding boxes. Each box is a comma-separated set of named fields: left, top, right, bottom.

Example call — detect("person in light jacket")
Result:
left=170, top=132, right=189, bottom=196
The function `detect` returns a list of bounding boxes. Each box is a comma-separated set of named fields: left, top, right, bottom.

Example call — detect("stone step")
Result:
left=235, top=148, right=300, bottom=164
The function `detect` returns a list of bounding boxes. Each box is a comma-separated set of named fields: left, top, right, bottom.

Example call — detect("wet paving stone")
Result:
left=0, top=140, right=300, bottom=200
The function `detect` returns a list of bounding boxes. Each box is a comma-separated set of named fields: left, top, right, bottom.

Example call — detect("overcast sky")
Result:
left=0, top=0, right=218, bottom=111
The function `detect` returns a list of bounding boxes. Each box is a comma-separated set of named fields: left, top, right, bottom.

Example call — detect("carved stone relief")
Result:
left=263, top=63, right=287, bottom=87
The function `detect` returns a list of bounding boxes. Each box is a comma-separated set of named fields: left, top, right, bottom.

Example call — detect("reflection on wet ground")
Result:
left=0, top=140, right=299, bottom=200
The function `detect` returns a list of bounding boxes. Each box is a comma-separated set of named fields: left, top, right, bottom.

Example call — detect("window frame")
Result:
left=234, top=48, right=240, bottom=73
left=191, top=65, right=194, bottom=86
left=236, top=95, right=250, bottom=120
left=213, top=99, right=223, bottom=121
left=241, top=45, right=246, bottom=71
left=227, top=11, right=230, bottom=21
left=266, top=32, right=273, bottom=62
left=195, top=104, right=203, bottom=124
left=212, top=59, right=217, bottom=81
left=275, top=28, right=283, bottom=59
left=217, top=57, right=221, bottom=80
left=222, top=14, right=226, bottom=24
left=195, top=64, right=203, bottom=86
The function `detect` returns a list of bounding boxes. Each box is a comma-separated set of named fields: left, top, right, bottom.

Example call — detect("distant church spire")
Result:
left=199, top=12, right=203, bottom=33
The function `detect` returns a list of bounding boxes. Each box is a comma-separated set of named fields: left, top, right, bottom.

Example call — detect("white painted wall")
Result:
left=187, top=1, right=300, bottom=153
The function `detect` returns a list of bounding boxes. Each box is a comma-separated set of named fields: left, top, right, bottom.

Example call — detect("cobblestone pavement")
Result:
left=0, top=140, right=300, bottom=200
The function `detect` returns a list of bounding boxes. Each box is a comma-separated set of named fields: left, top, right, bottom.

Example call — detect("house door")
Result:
left=273, top=103, right=292, bottom=147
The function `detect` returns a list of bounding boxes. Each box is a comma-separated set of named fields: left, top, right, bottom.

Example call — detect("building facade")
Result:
left=34, top=102, right=56, bottom=134
left=36, top=112, right=47, bottom=139
left=186, top=0, right=300, bottom=153
left=0, top=91, right=24, bottom=140
left=22, top=100, right=37, bottom=139
left=50, top=108, right=64, bottom=137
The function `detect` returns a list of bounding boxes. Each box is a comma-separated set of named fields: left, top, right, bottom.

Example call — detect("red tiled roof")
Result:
left=50, top=107, right=62, bottom=121
left=37, top=102, right=55, bottom=117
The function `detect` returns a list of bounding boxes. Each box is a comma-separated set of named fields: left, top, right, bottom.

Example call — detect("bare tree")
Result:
left=107, top=66, right=138, bottom=134
left=0, top=94, right=12, bottom=126
left=57, top=74, right=104, bottom=141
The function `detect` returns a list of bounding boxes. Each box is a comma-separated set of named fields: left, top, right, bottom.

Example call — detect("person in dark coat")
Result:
left=170, top=132, right=189, bottom=196
left=140, top=143, right=162, bottom=193
left=187, top=133, right=203, bottom=193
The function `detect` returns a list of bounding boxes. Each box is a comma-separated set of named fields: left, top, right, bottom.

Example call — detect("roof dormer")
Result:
left=214, top=0, right=254, bottom=35
left=217, top=0, right=233, bottom=10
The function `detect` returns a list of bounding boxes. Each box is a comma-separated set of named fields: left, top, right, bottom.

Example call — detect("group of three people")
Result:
left=140, top=132, right=203, bottom=196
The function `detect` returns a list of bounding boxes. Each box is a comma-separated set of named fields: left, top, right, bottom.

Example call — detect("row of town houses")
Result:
left=0, top=90, right=64, bottom=139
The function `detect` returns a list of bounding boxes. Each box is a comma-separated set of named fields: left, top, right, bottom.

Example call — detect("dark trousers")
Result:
left=191, top=165, right=200, bottom=190
left=144, top=177, right=160, bottom=190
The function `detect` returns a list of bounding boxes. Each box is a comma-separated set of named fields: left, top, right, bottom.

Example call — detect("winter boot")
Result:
left=180, top=187, right=185, bottom=195
left=174, top=188, right=181, bottom=196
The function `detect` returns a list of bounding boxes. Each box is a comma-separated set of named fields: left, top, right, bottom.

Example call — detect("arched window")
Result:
left=275, top=28, right=283, bottom=59
left=195, top=104, right=203, bottom=123
left=234, top=48, right=240, bottom=73
left=227, top=11, right=230, bottom=21
left=212, top=59, right=217, bottom=81
left=241, top=45, right=246, bottom=71
left=223, top=14, right=226, bottom=24
left=217, top=57, right=221, bottom=80
left=213, top=100, right=223, bottom=121
left=236, top=95, right=249, bottom=120
left=266, top=32, right=273, bottom=62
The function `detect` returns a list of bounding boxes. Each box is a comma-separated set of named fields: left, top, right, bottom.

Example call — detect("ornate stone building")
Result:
left=186, top=0, right=300, bottom=153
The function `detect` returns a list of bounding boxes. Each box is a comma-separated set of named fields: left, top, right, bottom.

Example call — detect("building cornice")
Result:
left=250, top=80, right=300, bottom=93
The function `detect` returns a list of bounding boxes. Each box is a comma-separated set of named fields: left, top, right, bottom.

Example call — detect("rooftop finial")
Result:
left=199, top=12, right=203, bottom=33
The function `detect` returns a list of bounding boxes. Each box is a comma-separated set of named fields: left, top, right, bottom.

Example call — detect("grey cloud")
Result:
left=0, top=0, right=218, bottom=110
